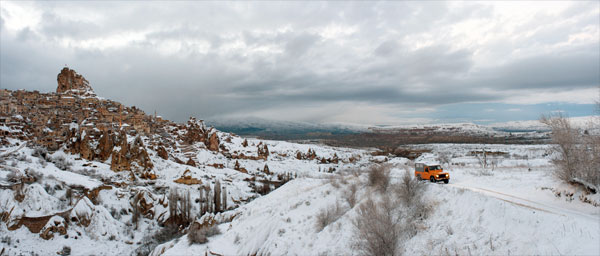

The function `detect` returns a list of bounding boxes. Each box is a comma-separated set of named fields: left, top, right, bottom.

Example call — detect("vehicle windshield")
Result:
left=428, top=165, right=441, bottom=170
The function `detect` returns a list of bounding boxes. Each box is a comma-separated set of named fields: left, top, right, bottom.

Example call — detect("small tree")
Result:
left=541, top=113, right=600, bottom=189
left=222, top=186, right=227, bottom=211
left=214, top=180, right=221, bottom=213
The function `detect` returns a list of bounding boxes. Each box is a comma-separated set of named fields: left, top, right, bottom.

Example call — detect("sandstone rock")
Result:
left=85, top=185, right=112, bottom=205
left=173, top=169, right=202, bottom=185
left=157, top=146, right=168, bottom=160
left=186, top=158, right=196, bottom=167
left=133, top=190, right=155, bottom=219
left=183, top=117, right=207, bottom=144
left=56, top=67, right=96, bottom=97
left=206, top=131, right=220, bottom=152
left=110, top=133, right=154, bottom=177
left=39, top=216, right=67, bottom=240
left=234, top=160, right=248, bottom=174
left=257, top=142, right=269, bottom=160
left=96, top=129, right=114, bottom=161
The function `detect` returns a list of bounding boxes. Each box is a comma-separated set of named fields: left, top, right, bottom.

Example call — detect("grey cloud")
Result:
left=1, top=1, right=598, bottom=124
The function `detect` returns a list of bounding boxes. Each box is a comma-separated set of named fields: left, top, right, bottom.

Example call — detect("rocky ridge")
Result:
left=0, top=67, right=370, bottom=255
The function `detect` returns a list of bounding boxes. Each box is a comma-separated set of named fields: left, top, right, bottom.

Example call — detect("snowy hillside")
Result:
left=157, top=143, right=600, bottom=256
left=0, top=134, right=372, bottom=255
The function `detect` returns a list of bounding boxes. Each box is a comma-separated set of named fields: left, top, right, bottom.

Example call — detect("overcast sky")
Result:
left=1, top=1, right=598, bottom=125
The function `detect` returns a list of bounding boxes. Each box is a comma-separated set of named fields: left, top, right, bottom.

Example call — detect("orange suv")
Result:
left=415, top=163, right=449, bottom=184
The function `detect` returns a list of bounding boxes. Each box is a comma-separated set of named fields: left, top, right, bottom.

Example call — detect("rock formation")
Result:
left=56, top=67, right=96, bottom=97
left=206, top=131, right=220, bottom=152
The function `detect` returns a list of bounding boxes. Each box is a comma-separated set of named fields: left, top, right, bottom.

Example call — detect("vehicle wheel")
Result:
left=415, top=175, right=420, bottom=180
left=444, top=179, right=449, bottom=184
left=430, top=176, right=435, bottom=183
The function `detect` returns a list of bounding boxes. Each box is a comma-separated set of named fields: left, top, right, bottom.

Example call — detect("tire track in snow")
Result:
left=447, top=183, right=599, bottom=222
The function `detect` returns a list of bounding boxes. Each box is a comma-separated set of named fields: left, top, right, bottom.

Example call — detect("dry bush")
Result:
left=135, top=223, right=182, bottom=256
left=188, top=222, right=221, bottom=245
left=395, top=169, right=426, bottom=206
left=343, top=182, right=359, bottom=208
left=315, top=201, right=345, bottom=232
left=438, top=151, right=452, bottom=166
left=367, top=164, right=391, bottom=192
left=541, top=114, right=600, bottom=189
left=352, top=196, right=402, bottom=256
left=51, top=156, right=72, bottom=171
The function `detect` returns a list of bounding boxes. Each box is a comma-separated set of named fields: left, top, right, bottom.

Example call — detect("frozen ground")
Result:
left=1, top=141, right=598, bottom=255
left=160, top=144, right=600, bottom=256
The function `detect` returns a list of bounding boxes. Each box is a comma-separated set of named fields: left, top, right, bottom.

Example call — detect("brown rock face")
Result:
left=157, top=146, right=169, bottom=160
left=56, top=67, right=96, bottom=97
left=206, top=131, right=220, bottom=152
left=96, top=130, right=114, bottom=161
left=110, top=132, right=154, bottom=176
left=183, top=117, right=207, bottom=144
left=257, top=142, right=269, bottom=160
left=185, top=158, right=196, bottom=167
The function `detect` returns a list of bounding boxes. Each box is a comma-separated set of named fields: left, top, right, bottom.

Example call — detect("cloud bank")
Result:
left=1, top=1, right=598, bottom=124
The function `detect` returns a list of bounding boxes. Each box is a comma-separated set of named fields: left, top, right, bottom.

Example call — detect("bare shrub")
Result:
left=541, top=114, right=600, bottom=188
left=134, top=223, right=182, bottom=256
left=343, top=182, right=358, bottom=208
left=32, top=147, right=49, bottom=160
left=326, top=174, right=341, bottom=189
left=26, top=168, right=43, bottom=181
left=352, top=196, right=401, bottom=256
left=395, top=169, right=426, bottom=206
left=59, top=246, right=71, bottom=256
left=51, top=156, right=72, bottom=171
left=188, top=222, right=221, bottom=245
left=438, top=151, right=452, bottom=166
left=315, top=201, right=345, bottom=232
left=367, top=164, right=391, bottom=192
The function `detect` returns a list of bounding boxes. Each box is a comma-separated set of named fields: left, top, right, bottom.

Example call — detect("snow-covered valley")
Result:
left=2, top=139, right=598, bottom=255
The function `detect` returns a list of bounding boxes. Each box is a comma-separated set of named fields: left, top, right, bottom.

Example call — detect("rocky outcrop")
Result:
left=234, top=160, right=247, bottom=174
left=206, top=131, right=220, bottom=152
left=96, top=130, right=114, bottom=161
left=110, top=132, right=154, bottom=176
left=185, top=158, right=196, bottom=167
left=257, top=142, right=269, bottom=160
left=183, top=118, right=207, bottom=144
left=173, top=169, right=202, bottom=185
left=56, top=67, right=96, bottom=97
left=39, top=216, right=67, bottom=240
left=157, top=146, right=169, bottom=160
left=133, top=190, right=155, bottom=219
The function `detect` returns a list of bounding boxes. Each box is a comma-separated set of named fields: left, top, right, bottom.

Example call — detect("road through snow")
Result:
left=448, top=183, right=599, bottom=222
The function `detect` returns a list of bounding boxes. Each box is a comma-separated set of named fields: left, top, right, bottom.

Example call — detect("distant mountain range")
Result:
left=206, top=116, right=598, bottom=140
left=205, top=117, right=369, bottom=139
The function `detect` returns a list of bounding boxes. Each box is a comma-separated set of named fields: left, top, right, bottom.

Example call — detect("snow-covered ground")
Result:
left=2, top=140, right=598, bottom=255
left=159, top=144, right=600, bottom=256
